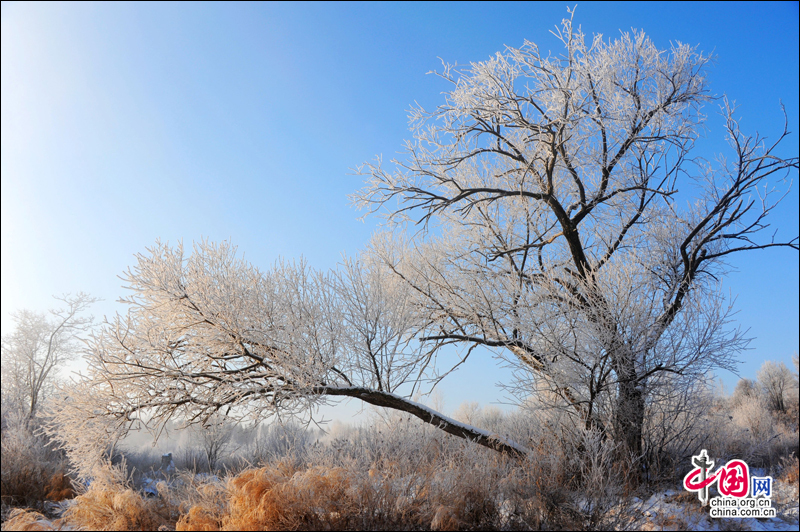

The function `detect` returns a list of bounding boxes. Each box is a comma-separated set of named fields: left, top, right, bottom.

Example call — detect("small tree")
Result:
left=1, top=293, right=97, bottom=423
left=195, top=413, right=237, bottom=472
left=730, top=378, right=758, bottom=409
left=756, top=360, right=792, bottom=413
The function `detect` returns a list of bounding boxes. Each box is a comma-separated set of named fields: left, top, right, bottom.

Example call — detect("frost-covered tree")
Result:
left=193, top=412, right=237, bottom=472
left=1, top=293, right=97, bottom=423
left=756, top=361, right=793, bottom=413
left=50, top=12, right=798, bottom=474
left=353, top=11, right=798, bottom=458
left=51, top=242, right=526, bottom=477
left=730, top=378, right=758, bottom=409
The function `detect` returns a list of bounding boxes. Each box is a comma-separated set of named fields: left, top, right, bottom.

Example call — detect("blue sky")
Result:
left=2, top=1, right=798, bottom=418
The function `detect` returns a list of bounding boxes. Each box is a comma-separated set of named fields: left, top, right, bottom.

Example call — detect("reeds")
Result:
left=3, top=389, right=797, bottom=530
left=2, top=508, right=59, bottom=531
left=60, top=464, right=174, bottom=531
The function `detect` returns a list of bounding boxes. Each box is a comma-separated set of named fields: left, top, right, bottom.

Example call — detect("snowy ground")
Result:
left=635, top=478, right=799, bottom=531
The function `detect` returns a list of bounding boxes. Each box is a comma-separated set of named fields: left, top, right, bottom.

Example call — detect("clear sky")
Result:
left=2, top=1, right=798, bottom=419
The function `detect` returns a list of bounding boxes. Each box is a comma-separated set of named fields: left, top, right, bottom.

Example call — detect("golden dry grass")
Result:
left=43, top=472, right=75, bottom=502
left=64, top=487, right=165, bottom=531
left=176, top=455, right=516, bottom=531
left=779, top=455, right=799, bottom=485
left=2, top=508, right=59, bottom=531
left=178, top=462, right=356, bottom=531
left=60, top=467, right=174, bottom=531
left=176, top=506, right=223, bottom=531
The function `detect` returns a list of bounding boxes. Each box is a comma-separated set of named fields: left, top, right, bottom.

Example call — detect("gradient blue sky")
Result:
left=2, top=1, right=798, bottom=418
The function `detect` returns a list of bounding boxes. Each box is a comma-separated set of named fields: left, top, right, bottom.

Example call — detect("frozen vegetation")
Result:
left=3, top=9, right=798, bottom=531
left=2, top=367, right=799, bottom=530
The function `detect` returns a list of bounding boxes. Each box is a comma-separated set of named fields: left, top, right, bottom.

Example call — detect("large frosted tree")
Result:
left=352, top=13, right=798, bottom=457
left=52, top=12, right=797, bottom=473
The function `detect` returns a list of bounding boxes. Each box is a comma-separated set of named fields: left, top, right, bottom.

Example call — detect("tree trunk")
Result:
left=614, top=375, right=645, bottom=460
left=314, top=386, right=529, bottom=458
left=608, top=339, right=646, bottom=463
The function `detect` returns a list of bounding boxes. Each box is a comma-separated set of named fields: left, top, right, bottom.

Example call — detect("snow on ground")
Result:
left=635, top=478, right=799, bottom=532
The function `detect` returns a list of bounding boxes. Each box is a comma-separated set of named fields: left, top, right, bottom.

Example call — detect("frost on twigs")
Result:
left=48, top=240, right=529, bottom=477
left=50, top=8, right=799, bottom=474
left=352, top=8, right=798, bottom=461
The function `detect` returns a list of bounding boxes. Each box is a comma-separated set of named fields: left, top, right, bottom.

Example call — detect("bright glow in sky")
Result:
left=2, top=1, right=798, bottom=418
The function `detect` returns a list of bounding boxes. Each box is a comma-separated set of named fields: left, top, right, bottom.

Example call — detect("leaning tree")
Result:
left=51, top=12, right=797, bottom=474
left=52, top=242, right=529, bottom=476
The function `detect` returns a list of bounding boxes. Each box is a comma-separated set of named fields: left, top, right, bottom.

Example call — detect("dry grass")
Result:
left=1, top=464, right=58, bottom=509
left=1, top=415, right=72, bottom=508
left=2, top=508, right=59, bottom=531
left=1, top=466, right=73, bottom=510
left=64, top=487, right=167, bottom=531
left=176, top=506, right=223, bottom=531
left=5, top=386, right=794, bottom=531
left=779, top=455, right=799, bottom=485
left=43, top=472, right=74, bottom=503
left=60, top=465, right=174, bottom=531
left=1, top=446, right=71, bottom=508
left=169, top=409, right=649, bottom=531
left=175, top=437, right=635, bottom=531
left=230, top=464, right=354, bottom=530
left=178, top=462, right=356, bottom=531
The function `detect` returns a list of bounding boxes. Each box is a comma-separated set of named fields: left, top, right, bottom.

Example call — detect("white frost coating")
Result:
left=387, top=391, right=527, bottom=452
left=352, top=8, right=793, bottom=453
left=49, top=9, right=797, bottom=472
left=49, top=241, right=526, bottom=474
left=328, top=386, right=528, bottom=453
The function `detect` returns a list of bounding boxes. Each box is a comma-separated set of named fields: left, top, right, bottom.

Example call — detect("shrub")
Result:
left=1, top=414, right=71, bottom=508
left=61, top=463, right=174, bottom=531
left=174, top=411, right=645, bottom=531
